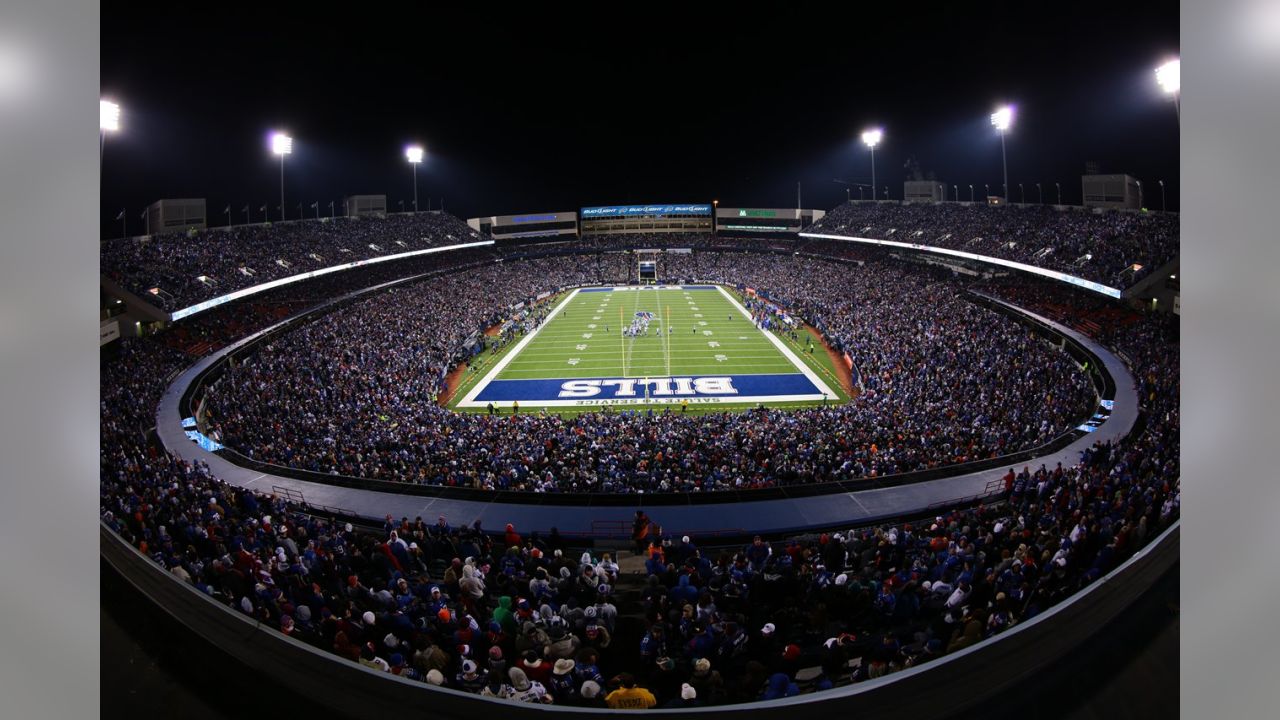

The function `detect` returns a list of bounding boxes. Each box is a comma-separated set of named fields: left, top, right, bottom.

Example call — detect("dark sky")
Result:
left=100, top=3, right=1179, bottom=237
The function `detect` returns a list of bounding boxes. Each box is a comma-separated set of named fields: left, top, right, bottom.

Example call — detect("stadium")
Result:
left=95, top=8, right=1179, bottom=720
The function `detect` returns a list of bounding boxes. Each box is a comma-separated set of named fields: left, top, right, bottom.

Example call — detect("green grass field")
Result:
left=450, top=285, right=851, bottom=413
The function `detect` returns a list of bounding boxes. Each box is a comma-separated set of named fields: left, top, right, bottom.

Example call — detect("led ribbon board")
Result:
left=798, top=232, right=1123, bottom=298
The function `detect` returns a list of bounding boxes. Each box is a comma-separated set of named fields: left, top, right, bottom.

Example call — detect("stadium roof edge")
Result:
left=166, top=240, right=495, bottom=321
left=797, top=232, right=1123, bottom=298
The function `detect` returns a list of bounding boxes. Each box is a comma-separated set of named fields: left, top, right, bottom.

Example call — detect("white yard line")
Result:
left=456, top=288, right=582, bottom=406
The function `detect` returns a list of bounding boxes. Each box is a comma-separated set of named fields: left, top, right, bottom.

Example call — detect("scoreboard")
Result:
left=580, top=203, right=713, bottom=234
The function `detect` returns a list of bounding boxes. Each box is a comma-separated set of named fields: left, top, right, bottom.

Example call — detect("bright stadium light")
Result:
left=990, top=106, right=1013, bottom=131
left=860, top=128, right=883, bottom=202
left=991, top=105, right=1014, bottom=202
left=271, top=132, right=292, bottom=221
left=406, top=145, right=424, bottom=212
left=1155, top=58, right=1180, bottom=122
left=1155, top=58, right=1180, bottom=95
left=271, top=132, right=293, bottom=156
left=100, top=99, right=121, bottom=170
left=100, top=100, right=120, bottom=131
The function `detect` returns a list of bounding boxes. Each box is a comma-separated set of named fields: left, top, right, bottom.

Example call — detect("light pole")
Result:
left=224, top=205, right=231, bottom=226
left=1155, top=58, right=1180, bottom=123
left=984, top=183, right=989, bottom=199
left=1055, top=182, right=1061, bottom=205
left=329, top=200, right=335, bottom=218
left=1158, top=180, right=1166, bottom=212
left=845, top=188, right=850, bottom=202
left=406, top=145, right=424, bottom=212
left=1019, top=183, right=1024, bottom=203
left=953, top=184, right=958, bottom=202
left=271, top=132, right=292, bottom=221
left=100, top=100, right=121, bottom=170
left=861, top=128, right=882, bottom=203
left=968, top=184, right=974, bottom=202
left=1036, top=183, right=1042, bottom=204
left=858, top=186, right=864, bottom=201
left=991, top=105, right=1014, bottom=202
left=883, top=186, right=888, bottom=200
left=1136, top=180, right=1143, bottom=209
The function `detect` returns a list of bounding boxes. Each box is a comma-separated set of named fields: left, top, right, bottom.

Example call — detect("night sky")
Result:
left=100, top=3, right=1179, bottom=237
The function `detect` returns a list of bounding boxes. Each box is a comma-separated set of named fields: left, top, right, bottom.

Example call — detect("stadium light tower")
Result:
left=861, top=128, right=882, bottom=202
left=1036, top=182, right=1043, bottom=204
left=968, top=184, right=974, bottom=202
left=271, top=132, right=293, bottom=221
left=406, top=145, right=424, bottom=212
left=1158, top=179, right=1166, bottom=212
left=1155, top=58, right=1180, bottom=122
left=1055, top=182, right=1062, bottom=204
left=953, top=184, right=958, bottom=202
left=991, top=105, right=1014, bottom=202
left=100, top=99, right=121, bottom=168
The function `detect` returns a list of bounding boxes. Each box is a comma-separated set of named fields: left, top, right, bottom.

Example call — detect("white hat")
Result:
left=761, top=623, right=776, bottom=635
left=362, top=611, right=376, bottom=625
left=835, top=573, right=849, bottom=586
left=461, top=659, right=477, bottom=674
left=682, top=535, right=691, bottom=544
left=681, top=683, right=697, bottom=700
left=425, top=669, right=445, bottom=685
left=345, top=523, right=353, bottom=533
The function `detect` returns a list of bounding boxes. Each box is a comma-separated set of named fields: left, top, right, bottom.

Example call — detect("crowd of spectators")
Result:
left=199, top=252, right=1096, bottom=491
left=101, top=212, right=488, bottom=310
left=807, top=202, right=1179, bottom=287
left=100, top=275, right=1178, bottom=705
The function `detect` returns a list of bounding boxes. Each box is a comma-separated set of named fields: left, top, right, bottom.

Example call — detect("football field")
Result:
left=453, top=285, right=844, bottom=411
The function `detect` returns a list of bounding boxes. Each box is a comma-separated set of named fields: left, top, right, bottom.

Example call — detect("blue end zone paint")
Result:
left=577, top=287, right=615, bottom=293
left=473, top=373, right=822, bottom=402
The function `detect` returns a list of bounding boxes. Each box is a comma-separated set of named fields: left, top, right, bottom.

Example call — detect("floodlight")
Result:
left=1155, top=59, right=1180, bottom=95
left=860, top=128, right=882, bottom=148
left=100, top=100, right=120, bottom=131
left=406, top=145, right=424, bottom=164
left=272, top=132, right=293, bottom=155
left=990, top=106, right=1014, bottom=132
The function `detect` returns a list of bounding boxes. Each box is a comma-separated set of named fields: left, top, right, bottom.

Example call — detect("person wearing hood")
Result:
left=493, top=596, right=517, bottom=635
left=761, top=672, right=799, bottom=700
left=669, top=573, right=699, bottom=606
left=504, top=523, right=522, bottom=549
left=459, top=563, right=486, bottom=610
left=516, top=620, right=551, bottom=656
left=544, top=624, right=582, bottom=660
left=508, top=666, right=552, bottom=703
